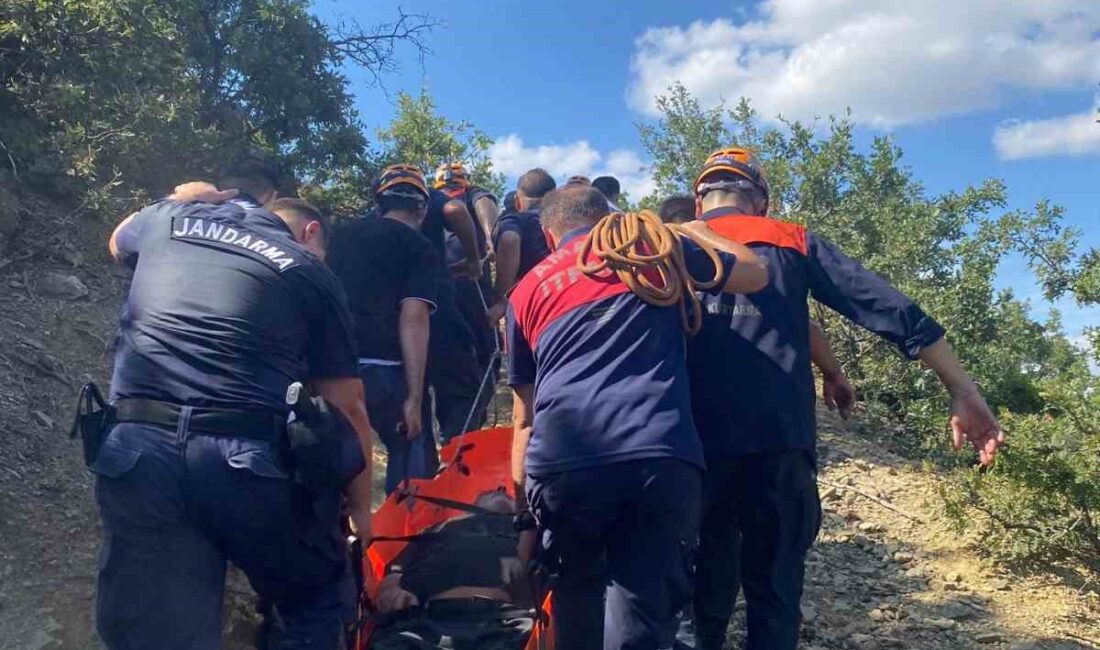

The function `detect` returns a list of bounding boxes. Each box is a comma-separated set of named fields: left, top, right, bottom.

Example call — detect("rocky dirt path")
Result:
left=760, top=408, right=1100, bottom=650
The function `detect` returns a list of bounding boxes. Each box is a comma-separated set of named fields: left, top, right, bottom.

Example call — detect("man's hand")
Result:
left=349, top=508, right=372, bottom=544
left=402, top=397, right=423, bottom=441
left=949, top=387, right=1005, bottom=466
left=169, top=181, right=238, bottom=204
left=487, top=302, right=506, bottom=327
left=376, top=574, right=420, bottom=613
left=822, top=371, right=855, bottom=419
left=517, top=528, right=538, bottom=568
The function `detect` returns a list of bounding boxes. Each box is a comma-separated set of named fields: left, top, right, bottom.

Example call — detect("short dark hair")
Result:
left=220, top=152, right=279, bottom=199
left=266, top=197, right=331, bottom=245
left=698, top=170, right=767, bottom=214
left=540, top=186, right=610, bottom=235
left=377, top=194, right=427, bottom=216
left=658, top=196, right=696, bottom=224
left=502, top=190, right=518, bottom=214
left=517, top=168, right=556, bottom=200
left=592, top=176, right=621, bottom=199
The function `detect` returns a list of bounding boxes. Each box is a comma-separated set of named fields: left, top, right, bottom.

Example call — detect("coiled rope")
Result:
left=576, top=210, right=724, bottom=336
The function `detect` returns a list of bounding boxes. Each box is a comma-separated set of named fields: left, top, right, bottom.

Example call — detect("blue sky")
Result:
left=314, top=0, right=1098, bottom=338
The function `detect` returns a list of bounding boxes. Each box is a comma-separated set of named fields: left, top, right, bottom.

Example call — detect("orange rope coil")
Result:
left=576, top=210, right=724, bottom=336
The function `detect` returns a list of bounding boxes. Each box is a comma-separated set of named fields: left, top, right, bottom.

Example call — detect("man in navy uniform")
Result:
left=95, top=157, right=374, bottom=649
left=487, top=168, right=556, bottom=325
left=686, top=147, right=1004, bottom=650
left=507, top=185, right=768, bottom=650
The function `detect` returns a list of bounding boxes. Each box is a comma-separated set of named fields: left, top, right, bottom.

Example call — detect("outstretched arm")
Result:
left=803, top=233, right=1002, bottom=463
left=917, top=338, right=1004, bottom=465
left=442, top=200, right=481, bottom=279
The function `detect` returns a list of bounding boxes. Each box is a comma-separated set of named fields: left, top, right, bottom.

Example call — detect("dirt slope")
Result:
left=0, top=221, right=1096, bottom=649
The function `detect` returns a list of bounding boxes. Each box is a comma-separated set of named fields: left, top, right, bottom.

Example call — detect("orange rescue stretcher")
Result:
left=352, top=427, right=554, bottom=650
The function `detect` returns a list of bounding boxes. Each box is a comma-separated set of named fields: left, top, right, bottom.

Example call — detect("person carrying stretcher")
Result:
left=370, top=489, right=535, bottom=650
left=507, top=185, right=769, bottom=650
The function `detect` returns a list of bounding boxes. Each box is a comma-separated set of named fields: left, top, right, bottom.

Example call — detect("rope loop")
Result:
left=576, top=210, right=724, bottom=335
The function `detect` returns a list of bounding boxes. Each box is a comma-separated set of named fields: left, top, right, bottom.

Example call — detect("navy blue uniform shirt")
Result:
left=492, top=208, right=551, bottom=282
left=688, top=209, right=946, bottom=457
left=507, top=227, right=736, bottom=475
left=110, top=197, right=358, bottom=411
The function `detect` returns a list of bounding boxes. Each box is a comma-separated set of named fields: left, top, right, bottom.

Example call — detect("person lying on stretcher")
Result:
left=371, top=489, right=535, bottom=649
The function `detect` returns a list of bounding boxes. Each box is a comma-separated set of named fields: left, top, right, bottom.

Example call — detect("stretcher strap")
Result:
left=393, top=491, right=513, bottom=518
left=369, top=530, right=516, bottom=545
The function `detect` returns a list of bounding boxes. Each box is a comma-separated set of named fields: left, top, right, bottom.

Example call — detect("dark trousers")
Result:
left=452, top=277, right=499, bottom=426
left=527, top=458, right=702, bottom=650
left=91, top=421, right=354, bottom=650
left=427, top=289, right=483, bottom=443
left=360, top=364, right=439, bottom=494
left=692, top=450, right=821, bottom=650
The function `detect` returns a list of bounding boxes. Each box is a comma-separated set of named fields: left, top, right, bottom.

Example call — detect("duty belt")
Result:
left=113, top=398, right=283, bottom=442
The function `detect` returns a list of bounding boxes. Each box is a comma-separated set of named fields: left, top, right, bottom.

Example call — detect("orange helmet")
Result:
left=434, top=162, right=470, bottom=189
left=373, top=164, right=430, bottom=201
left=693, top=147, right=769, bottom=210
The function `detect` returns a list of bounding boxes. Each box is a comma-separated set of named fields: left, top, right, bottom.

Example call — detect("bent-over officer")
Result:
left=94, top=157, right=374, bottom=649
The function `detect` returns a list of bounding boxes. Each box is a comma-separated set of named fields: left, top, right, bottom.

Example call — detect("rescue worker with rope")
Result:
left=93, top=156, right=374, bottom=649
left=684, top=148, right=1004, bottom=650
left=329, top=165, right=441, bottom=493
left=434, top=162, right=501, bottom=435
left=507, top=185, right=768, bottom=650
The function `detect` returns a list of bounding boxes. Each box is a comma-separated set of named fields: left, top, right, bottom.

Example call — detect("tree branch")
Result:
left=330, top=8, right=438, bottom=87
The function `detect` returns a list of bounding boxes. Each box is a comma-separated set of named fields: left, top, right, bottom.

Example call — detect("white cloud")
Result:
left=628, top=0, right=1100, bottom=127
left=488, top=135, right=600, bottom=178
left=488, top=134, right=656, bottom=199
left=994, top=102, right=1100, bottom=160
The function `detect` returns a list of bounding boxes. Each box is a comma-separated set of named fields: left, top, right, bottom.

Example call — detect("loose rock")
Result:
left=36, top=272, right=88, bottom=299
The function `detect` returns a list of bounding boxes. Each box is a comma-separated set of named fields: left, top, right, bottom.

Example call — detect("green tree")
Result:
left=637, top=83, right=1100, bottom=573
left=0, top=0, right=432, bottom=219
left=374, top=88, right=505, bottom=197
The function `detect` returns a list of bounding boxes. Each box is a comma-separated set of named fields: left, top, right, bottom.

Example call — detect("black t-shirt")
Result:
left=395, top=514, right=529, bottom=605
left=492, top=209, right=551, bottom=281
left=421, top=189, right=453, bottom=258
left=328, top=215, right=440, bottom=362
left=109, top=198, right=358, bottom=411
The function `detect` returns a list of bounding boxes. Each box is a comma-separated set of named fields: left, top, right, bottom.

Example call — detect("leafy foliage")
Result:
left=638, top=83, right=1100, bottom=572
left=374, top=88, right=505, bottom=197
left=0, top=0, right=431, bottom=223
left=304, top=88, right=507, bottom=220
